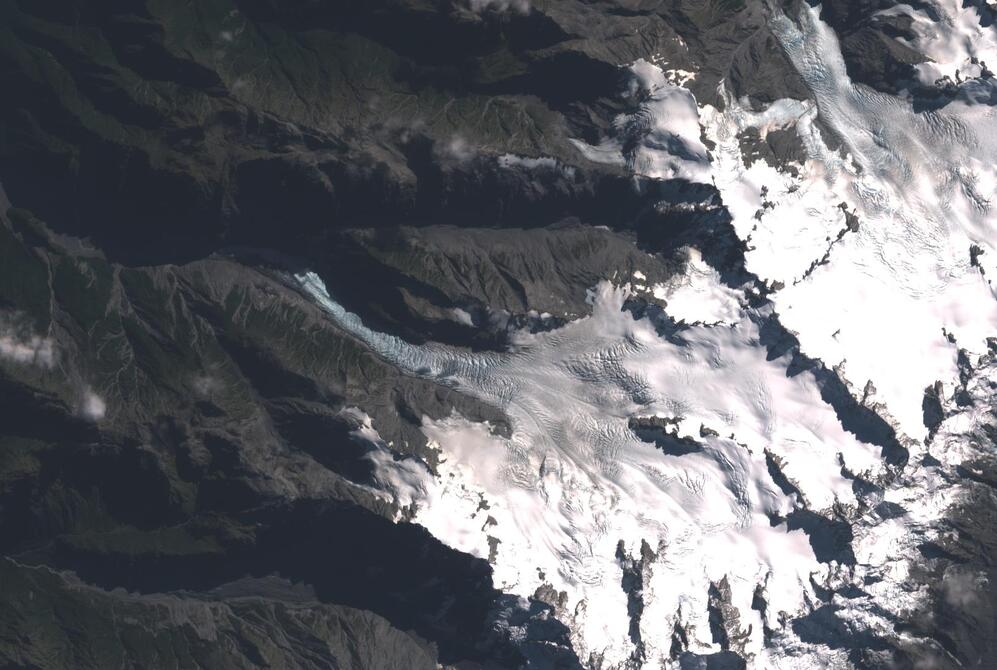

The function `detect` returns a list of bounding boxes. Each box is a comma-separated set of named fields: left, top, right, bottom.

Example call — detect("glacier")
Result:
left=294, top=1, right=997, bottom=667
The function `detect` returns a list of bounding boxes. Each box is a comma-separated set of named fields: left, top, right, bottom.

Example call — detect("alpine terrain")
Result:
left=0, top=0, right=995, bottom=668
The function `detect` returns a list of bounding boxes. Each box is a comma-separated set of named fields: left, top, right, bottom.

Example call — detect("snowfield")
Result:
left=300, top=268, right=879, bottom=666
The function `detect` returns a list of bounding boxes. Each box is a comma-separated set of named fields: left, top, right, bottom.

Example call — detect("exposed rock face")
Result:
left=0, top=559, right=440, bottom=670
left=708, top=576, right=752, bottom=656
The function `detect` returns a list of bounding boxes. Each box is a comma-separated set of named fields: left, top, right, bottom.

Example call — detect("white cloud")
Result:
left=80, top=389, right=106, bottom=422
left=468, top=0, right=529, bottom=13
left=942, top=568, right=988, bottom=609
left=497, top=153, right=576, bottom=178
left=0, top=331, right=55, bottom=368
left=569, top=59, right=712, bottom=184
left=451, top=307, right=475, bottom=327
left=443, top=136, right=476, bottom=162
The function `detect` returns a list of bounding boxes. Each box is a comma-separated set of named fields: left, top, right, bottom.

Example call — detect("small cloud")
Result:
left=443, top=136, right=477, bottom=162
left=79, top=389, right=106, bottom=422
left=0, top=324, right=55, bottom=368
left=912, top=655, right=947, bottom=670
left=942, top=568, right=987, bottom=609
left=0, top=334, right=54, bottom=367
left=468, top=0, right=530, bottom=13
left=389, top=117, right=426, bottom=144
left=191, top=375, right=221, bottom=397
left=451, top=307, right=475, bottom=327
left=496, top=153, right=576, bottom=178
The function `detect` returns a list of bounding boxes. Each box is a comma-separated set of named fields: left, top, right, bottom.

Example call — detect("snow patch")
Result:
left=648, top=52, right=698, bottom=86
